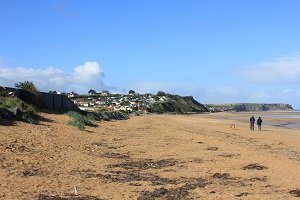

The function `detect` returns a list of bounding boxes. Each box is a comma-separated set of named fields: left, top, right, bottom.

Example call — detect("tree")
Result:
left=15, top=81, right=39, bottom=94
left=157, top=91, right=166, bottom=97
left=128, top=90, right=135, bottom=95
left=15, top=81, right=41, bottom=107
left=88, top=89, right=96, bottom=94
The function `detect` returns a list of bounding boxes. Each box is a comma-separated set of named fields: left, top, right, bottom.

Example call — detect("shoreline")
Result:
left=197, top=111, right=300, bottom=130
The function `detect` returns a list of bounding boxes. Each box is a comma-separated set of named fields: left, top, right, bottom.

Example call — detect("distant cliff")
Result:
left=148, top=93, right=209, bottom=114
left=205, top=103, right=293, bottom=112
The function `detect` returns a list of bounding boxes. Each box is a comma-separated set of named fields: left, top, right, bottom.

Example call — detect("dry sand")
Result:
left=0, top=112, right=299, bottom=199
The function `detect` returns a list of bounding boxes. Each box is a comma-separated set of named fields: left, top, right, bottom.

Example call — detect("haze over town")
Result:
left=0, top=1, right=300, bottom=108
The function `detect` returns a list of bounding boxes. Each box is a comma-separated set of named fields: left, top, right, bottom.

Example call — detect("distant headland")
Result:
left=205, top=103, right=294, bottom=112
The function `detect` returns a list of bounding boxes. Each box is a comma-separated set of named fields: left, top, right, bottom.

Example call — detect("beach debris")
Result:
left=102, top=152, right=130, bottom=159
left=129, top=182, right=142, bottom=186
left=249, top=176, right=268, bottom=182
left=219, top=153, right=240, bottom=158
left=109, top=159, right=178, bottom=170
left=91, top=142, right=108, bottom=147
left=235, top=192, right=249, bottom=197
left=74, top=185, right=78, bottom=196
left=242, top=163, right=268, bottom=170
left=22, top=167, right=43, bottom=177
left=138, top=187, right=189, bottom=200
left=289, top=189, right=300, bottom=197
left=212, top=173, right=231, bottom=179
left=193, top=158, right=204, bottom=163
left=38, top=194, right=100, bottom=200
left=138, top=178, right=210, bottom=200
left=183, top=178, right=210, bottom=190
left=85, top=170, right=178, bottom=185
left=206, top=147, right=218, bottom=151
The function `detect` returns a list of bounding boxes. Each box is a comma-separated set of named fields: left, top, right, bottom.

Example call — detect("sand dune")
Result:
left=0, top=113, right=299, bottom=199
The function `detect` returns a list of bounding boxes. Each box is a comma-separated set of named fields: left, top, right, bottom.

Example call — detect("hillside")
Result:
left=205, top=103, right=293, bottom=112
left=148, top=93, right=209, bottom=113
left=70, top=91, right=209, bottom=114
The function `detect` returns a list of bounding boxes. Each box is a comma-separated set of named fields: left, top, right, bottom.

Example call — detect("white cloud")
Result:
left=73, top=61, right=103, bottom=82
left=0, top=61, right=106, bottom=93
left=242, top=52, right=300, bottom=83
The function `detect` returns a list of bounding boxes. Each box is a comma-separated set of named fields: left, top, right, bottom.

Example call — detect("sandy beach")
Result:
left=0, top=112, right=299, bottom=199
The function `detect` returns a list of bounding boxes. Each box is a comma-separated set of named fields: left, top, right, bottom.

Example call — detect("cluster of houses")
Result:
left=67, top=90, right=168, bottom=112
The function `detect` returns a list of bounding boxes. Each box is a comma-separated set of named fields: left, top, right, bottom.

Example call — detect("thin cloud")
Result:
left=50, top=0, right=69, bottom=15
left=242, top=52, right=300, bottom=83
left=202, top=86, right=241, bottom=104
left=249, top=91, right=271, bottom=102
left=0, top=57, right=4, bottom=67
left=277, top=88, right=300, bottom=102
left=0, top=61, right=106, bottom=93
left=206, top=86, right=239, bottom=97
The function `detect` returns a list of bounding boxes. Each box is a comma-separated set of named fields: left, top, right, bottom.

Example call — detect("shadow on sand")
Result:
left=0, top=118, right=16, bottom=126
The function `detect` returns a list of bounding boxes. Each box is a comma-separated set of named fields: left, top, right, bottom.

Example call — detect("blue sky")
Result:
left=1, top=0, right=300, bottom=108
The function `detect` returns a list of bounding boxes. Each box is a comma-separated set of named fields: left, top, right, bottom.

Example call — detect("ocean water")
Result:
left=283, top=124, right=300, bottom=129
left=207, top=111, right=300, bottom=130
left=266, top=118, right=300, bottom=129
left=253, top=112, right=300, bottom=129
left=267, top=114, right=300, bottom=119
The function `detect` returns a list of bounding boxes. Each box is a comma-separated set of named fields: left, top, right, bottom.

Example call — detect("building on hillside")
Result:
left=67, top=92, right=79, bottom=98
left=101, top=90, right=109, bottom=96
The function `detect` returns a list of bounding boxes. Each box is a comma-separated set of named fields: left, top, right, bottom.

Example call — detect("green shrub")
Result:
left=66, top=111, right=97, bottom=130
left=0, top=97, right=39, bottom=124
left=66, top=110, right=129, bottom=130
left=0, top=97, right=35, bottom=112
left=21, top=111, right=38, bottom=124
left=0, top=90, right=8, bottom=97
left=92, top=111, right=129, bottom=121
left=68, top=120, right=85, bottom=130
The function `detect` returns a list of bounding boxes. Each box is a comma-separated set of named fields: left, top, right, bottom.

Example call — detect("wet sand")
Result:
left=200, top=111, right=300, bottom=129
left=0, top=112, right=299, bottom=199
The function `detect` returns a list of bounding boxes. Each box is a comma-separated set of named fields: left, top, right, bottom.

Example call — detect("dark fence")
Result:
left=39, top=92, right=78, bottom=111
left=1, top=86, right=78, bottom=112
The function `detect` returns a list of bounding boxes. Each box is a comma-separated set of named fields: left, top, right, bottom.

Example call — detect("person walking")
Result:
left=250, top=116, right=255, bottom=130
left=257, top=117, right=262, bottom=131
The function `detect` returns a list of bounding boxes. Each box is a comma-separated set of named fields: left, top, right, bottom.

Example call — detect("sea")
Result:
left=260, top=111, right=300, bottom=129
left=206, top=111, right=300, bottom=130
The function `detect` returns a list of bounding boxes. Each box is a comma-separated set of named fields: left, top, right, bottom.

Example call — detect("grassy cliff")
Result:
left=205, top=103, right=294, bottom=112
left=148, top=94, right=209, bottom=114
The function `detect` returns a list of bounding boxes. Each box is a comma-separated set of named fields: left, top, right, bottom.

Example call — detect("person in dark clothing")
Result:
left=257, top=117, right=262, bottom=131
left=250, top=116, right=255, bottom=130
